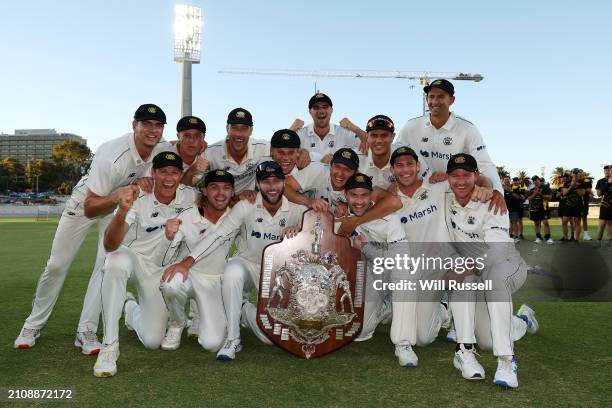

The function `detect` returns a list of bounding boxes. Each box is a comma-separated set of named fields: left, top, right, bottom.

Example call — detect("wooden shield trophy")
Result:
left=256, top=209, right=366, bottom=359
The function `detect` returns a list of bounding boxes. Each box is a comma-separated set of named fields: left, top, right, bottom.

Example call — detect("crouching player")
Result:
left=94, top=152, right=198, bottom=377
left=444, top=153, right=539, bottom=388
left=163, top=161, right=307, bottom=361
left=158, top=170, right=235, bottom=352
left=340, top=174, right=409, bottom=349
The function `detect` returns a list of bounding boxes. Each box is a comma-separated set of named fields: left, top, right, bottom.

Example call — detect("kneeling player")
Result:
left=340, top=174, right=410, bottom=354
left=158, top=170, right=235, bottom=352
left=445, top=154, right=538, bottom=388
left=93, top=152, right=198, bottom=377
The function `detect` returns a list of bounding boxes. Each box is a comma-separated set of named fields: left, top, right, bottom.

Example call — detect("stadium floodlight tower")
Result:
left=174, top=4, right=202, bottom=116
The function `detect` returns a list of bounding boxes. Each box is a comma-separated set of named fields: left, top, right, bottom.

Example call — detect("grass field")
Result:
left=1, top=219, right=611, bottom=407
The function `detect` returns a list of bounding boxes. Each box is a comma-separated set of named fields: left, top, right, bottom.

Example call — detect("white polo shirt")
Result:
left=358, top=152, right=395, bottom=190
left=395, top=181, right=450, bottom=242
left=120, top=185, right=199, bottom=257
left=297, top=123, right=360, bottom=162
left=159, top=206, right=232, bottom=277
left=204, top=138, right=270, bottom=194
left=293, top=162, right=347, bottom=209
left=190, top=194, right=307, bottom=266
left=69, top=133, right=174, bottom=215
left=355, top=213, right=407, bottom=244
left=396, top=113, right=502, bottom=193
left=445, top=192, right=512, bottom=244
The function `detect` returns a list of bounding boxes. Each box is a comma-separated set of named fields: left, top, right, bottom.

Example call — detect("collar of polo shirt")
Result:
left=129, top=131, right=158, bottom=164
left=307, top=123, right=336, bottom=138
left=223, top=137, right=255, bottom=164
left=364, top=150, right=391, bottom=171
left=426, top=112, right=458, bottom=131
left=255, top=192, right=291, bottom=214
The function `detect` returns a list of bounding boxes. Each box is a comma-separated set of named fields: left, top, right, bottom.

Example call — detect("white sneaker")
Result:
left=14, top=327, right=40, bottom=349
left=124, top=292, right=137, bottom=331
left=187, top=317, right=200, bottom=337
left=517, top=304, right=539, bottom=334
left=446, top=328, right=457, bottom=343
left=534, top=237, right=542, bottom=243
left=75, top=330, right=102, bottom=355
left=395, top=344, right=418, bottom=368
left=216, top=338, right=242, bottom=361
left=583, top=231, right=592, bottom=241
left=161, top=321, right=184, bottom=351
left=547, top=238, right=554, bottom=244
left=493, top=355, right=519, bottom=388
left=93, top=344, right=120, bottom=378
left=453, top=344, right=485, bottom=380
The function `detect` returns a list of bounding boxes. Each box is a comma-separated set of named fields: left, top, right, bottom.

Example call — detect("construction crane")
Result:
left=218, top=68, right=484, bottom=114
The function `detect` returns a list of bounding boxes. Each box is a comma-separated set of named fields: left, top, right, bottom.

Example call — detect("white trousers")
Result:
left=101, top=248, right=167, bottom=348
left=24, top=210, right=111, bottom=332
left=222, top=257, right=271, bottom=344
left=451, top=257, right=528, bottom=356
left=160, top=273, right=226, bottom=352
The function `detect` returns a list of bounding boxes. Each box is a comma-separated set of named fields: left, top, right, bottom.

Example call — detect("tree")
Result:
left=2, top=157, right=24, bottom=178
left=516, top=170, right=529, bottom=186
left=551, top=167, right=567, bottom=187
left=51, top=140, right=92, bottom=190
left=497, top=166, right=510, bottom=180
left=25, top=159, right=44, bottom=189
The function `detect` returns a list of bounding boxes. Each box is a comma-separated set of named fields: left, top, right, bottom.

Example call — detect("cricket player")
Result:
left=15, top=104, right=173, bottom=354
left=444, top=153, right=538, bottom=389
left=269, top=129, right=303, bottom=177
left=339, top=174, right=411, bottom=355
left=358, top=115, right=429, bottom=190
left=174, top=115, right=209, bottom=185
left=162, top=161, right=307, bottom=361
left=290, top=92, right=367, bottom=163
left=93, top=152, right=198, bottom=377
left=396, top=79, right=506, bottom=213
left=388, top=146, right=493, bottom=363
left=158, top=170, right=235, bottom=352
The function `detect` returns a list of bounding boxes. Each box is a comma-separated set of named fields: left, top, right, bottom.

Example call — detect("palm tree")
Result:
left=516, top=170, right=528, bottom=186
left=497, top=166, right=510, bottom=180
left=551, top=167, right=567, bottom=187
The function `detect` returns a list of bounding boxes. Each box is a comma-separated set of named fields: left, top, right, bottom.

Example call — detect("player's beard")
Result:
left=261, top=186, right=284, bottom=205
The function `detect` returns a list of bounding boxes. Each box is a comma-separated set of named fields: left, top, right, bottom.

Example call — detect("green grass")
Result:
left=1, top=220, right=611, bottom=407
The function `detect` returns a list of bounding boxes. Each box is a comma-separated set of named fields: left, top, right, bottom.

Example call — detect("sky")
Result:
left=1, top=0, right=610, bottom=182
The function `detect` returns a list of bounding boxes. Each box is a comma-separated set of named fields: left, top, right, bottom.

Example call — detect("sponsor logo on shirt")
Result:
left=431, top=151, right=452, bottom=160
left=443, top=137, right=453, bottom=146
left=151, top=212, right=159, bottom=218
left=250, top=230, right=281, bottom=240
left=400, top=204, right=438, bottom=223
left=476, top=145, right=486, bottom=151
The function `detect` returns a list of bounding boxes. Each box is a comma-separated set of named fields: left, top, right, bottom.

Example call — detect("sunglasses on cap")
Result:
left=367, top=118, right=394, bottom=130
left=256, top=161, right=282, bottom=173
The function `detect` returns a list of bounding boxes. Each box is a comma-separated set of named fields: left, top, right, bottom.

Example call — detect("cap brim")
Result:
left=423, top=84, right=453, bottom=96
left=136, top=116, right=166, bottom=124
left=447, top=165, right=477, bottom=173
left=257, top=173, right=285, bottom=181
left=227, top=119, right=253, bottom=126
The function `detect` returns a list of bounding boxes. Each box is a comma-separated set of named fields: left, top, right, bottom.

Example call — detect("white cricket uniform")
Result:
left=293, top=162, right=347, bottom=210
left=391, top=181, right=457, bottom=347
left=297, top=123, right=360, bottom=162
left=159, top=206, right=232, bottom=352
left=396, top=113, right=503, bottom=193
left=445, top=192, right=528, bottom=356
left=335, top=213, right=407, bottom=341
left=189, top=195, right=307, bottom=342
left=204, top=138, right=270, bottom=194
left=22, top=132, right=173, bottom=332
left=101, top=185, right=197, bottom=347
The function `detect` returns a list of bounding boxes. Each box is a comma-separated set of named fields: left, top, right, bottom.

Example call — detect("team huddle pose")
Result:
left=15, top=80, right=542, bottom=389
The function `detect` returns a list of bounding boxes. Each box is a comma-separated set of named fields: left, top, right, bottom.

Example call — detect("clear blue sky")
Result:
left=1, top=0, right=610, bottom=181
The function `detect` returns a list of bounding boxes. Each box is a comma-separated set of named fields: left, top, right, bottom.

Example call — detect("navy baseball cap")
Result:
left=424, top=79, right=455, bottom=96
left=256, top=161, right=285, bottom=181
left=134, top=104, right=167, bottom=124
left=153, top=152, right=183, bottom=170
left=308, top=92, right=333, bottom=109
left=177, top=116, right=206, bottom=133
left=446, top=153, right=478, bottom=173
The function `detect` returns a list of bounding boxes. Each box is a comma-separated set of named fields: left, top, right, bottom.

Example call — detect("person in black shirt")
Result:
left=580, top=172, right=593, bottom=240
left=557, top=172, right=572, bottom=241
left=560, top=170, right=587, bottom=241
left=503, top=176, right=521, bottom=240
left=512, top=177, right=526, bottom=239
left=528, top=176, right=553, bottom=243
left=595, top=165, right=612, bottom=246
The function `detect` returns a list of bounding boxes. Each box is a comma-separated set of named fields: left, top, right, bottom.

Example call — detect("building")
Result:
left=0, top=129, right=87, bottom=163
